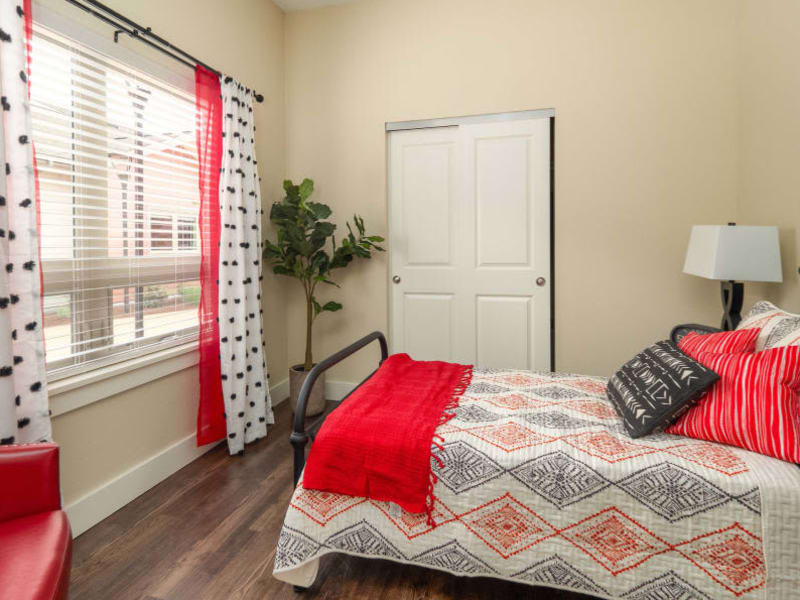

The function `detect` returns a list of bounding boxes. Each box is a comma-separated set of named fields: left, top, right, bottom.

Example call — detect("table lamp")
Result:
left=683, top=223, right=782, bottom=330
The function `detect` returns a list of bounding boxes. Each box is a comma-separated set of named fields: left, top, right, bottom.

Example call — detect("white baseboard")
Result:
left=65, top=433, right=217, bottom=537
left=66, top=376, right=292, bottom=537
left=270, top=376, right=289, bottom=406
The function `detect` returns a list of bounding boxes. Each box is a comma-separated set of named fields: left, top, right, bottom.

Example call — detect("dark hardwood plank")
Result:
left=70, top=400, right=594, bottom=600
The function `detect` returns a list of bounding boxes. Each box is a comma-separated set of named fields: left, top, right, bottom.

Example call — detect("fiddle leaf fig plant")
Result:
left=263, top=178, right=385, bottom=372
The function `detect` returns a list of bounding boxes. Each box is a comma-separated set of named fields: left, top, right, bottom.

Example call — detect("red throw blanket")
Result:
left=302, top=353, right=473, bottom=524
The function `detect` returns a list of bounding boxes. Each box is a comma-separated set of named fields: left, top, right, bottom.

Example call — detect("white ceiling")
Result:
left=272, top=0, right=362, bottom=12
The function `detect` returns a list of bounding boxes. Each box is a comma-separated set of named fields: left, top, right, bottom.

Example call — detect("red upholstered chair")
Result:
left=0, top=443, right=72, bottom=600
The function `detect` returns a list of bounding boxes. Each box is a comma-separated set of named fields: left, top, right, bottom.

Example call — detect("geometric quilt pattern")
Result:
left=325, top=521, right=404, bottom=561
left=510, top=451, right=610, bottom=508
left=290, top=489, right=366, bottom=525
left=675, top=525, right=766, bottom=596
left=460, top=494, right=555, bottom=557
left=621, top=570, right=712, bottom=600
left=411, top=540, right=496, bottom=575
left=560, top=508, right=671, bottom=574
left=513, top=554, right=608, bottom=595
left=616, top=463, right=730, bottom=522
left=431, top=440, right=504, bottom=494
left=274, top=369, right=800, bottom=599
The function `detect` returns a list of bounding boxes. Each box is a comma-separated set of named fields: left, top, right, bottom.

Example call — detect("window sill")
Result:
left=48, top=342, right=200, bottom=417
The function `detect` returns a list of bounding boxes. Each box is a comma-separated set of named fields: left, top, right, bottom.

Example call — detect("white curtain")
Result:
left=0, top=0, right=51, bottom=445
left=218, top=76, right=273, bottom=454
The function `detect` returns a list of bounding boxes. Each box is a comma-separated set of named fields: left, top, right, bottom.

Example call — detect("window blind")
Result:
left=30, top=24, right=201, bottom=378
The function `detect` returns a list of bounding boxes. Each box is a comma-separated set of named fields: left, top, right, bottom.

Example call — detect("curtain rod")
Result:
left=63, top=0, right=264, bottom=103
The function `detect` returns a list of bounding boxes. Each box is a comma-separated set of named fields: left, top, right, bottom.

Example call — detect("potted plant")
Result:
left=263, top=178, right=384, bottom=416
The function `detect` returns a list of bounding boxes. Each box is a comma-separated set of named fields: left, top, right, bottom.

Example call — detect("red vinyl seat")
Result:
left=0, top=443, right=72, bottom=600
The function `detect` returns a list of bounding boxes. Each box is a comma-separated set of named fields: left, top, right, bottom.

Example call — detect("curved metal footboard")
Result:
left=290, top=331, right=389, bottom=486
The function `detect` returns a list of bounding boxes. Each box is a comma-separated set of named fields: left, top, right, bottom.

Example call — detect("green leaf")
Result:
left=315, top=221, right=336, bottom=235
left=311, top=297, right=322, bottom=316
left=307, top=201, right=332, bottom=220
left=311, top=251, right=329, bottom=271
left=270, top=201, right=296, bottom=223
left=283, top=180, right=301, bottom=205
left=312, top=221, right=335, bottom=237
left=298, top=178, right=314, bottom=201
left=321, top=301, right=343, bottom=312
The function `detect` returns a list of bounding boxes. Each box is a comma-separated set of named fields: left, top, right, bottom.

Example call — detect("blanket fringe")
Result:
left=426, top=364, right=473, bottom=527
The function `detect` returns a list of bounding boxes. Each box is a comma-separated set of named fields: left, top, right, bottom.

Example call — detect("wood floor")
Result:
left=70, top=400, right=595, bottom=600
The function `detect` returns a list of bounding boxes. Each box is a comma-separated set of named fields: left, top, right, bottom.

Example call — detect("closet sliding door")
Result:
left=388, top=115, right=552, bottom=370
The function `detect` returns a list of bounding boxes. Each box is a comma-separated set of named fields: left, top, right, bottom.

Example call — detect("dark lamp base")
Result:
left=720, top=280, right=744, bottom=331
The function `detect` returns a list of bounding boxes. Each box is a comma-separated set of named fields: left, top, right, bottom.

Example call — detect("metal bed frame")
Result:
left=290, top=331, right=388, bottom=487
left=669, top=323, right=724, bottom=344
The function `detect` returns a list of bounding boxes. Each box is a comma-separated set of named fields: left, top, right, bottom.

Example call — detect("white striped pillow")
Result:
left=738, top=301, right=800, bottom=351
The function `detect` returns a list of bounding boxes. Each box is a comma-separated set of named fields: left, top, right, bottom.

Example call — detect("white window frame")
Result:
left=149, top=213, right=176, bottom=253
left=177, top=216, right=199, bottom=252
left=147, top=213, right=199, bottom=254
left=33, top=3, right=202, bottom=390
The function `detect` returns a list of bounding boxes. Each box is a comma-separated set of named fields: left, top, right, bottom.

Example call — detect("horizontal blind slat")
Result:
left=46, top=330, right=198, bottom=365
left=31, top=114, right=198, bottom=164
left=32, top=22, right=204, bottom=373
left=32, top=131, right=199, bottom=180
left=44, top=315, right=201, bottom=343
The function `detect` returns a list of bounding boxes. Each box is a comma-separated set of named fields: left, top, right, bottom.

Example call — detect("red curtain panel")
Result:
left=195, top=65, right=225, bottom=446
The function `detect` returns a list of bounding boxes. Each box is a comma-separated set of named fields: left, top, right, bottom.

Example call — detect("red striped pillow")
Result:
left=678, top=328, right=760, bottom=356
left=666, top=345, right=800, bottom=462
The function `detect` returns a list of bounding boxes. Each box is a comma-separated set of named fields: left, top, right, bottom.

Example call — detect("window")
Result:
left=148, top=214, right=198, bottom=252
left=149, top=214, right=174, bottom=251
left=31, top=24, right=201, bottom=378
left=177, top=217, right=197, bottom=251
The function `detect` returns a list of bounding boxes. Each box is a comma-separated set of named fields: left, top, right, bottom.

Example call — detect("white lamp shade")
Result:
left=683, top=225, right=783, bottom=282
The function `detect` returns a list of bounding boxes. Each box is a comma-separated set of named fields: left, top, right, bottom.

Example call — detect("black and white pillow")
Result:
left=738, top=300, right=800, bottom=351
left=607, top=340, right=718, bottom=438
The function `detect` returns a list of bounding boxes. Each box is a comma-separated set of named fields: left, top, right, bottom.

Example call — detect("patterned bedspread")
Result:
left=273, top=370, right=800, bottom=599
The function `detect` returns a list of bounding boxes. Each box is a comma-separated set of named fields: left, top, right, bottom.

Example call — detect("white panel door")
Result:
left=388, top=127, right=461, bottom=362
left=389, top=117, right=551, bottom=370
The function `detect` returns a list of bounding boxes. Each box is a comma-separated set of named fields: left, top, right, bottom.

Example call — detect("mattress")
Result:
left=273, top=369, right=800, bottom=599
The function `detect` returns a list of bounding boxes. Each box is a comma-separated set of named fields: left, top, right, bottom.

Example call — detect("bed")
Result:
left=273, top=332, right=800, bottom=599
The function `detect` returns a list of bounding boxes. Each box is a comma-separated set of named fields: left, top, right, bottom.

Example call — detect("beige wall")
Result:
left=47, top=0, right=286, bottom=507
left=54, top=367, right=199, bottom=504
left=737, top=0, right=800, bottom=313
left=284, top=0, right=739, bottom=381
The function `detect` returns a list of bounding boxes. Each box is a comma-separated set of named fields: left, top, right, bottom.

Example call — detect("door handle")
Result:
left=536, top=277, right=546, bottom=287
left=392, top=275, right=402, bottom=284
